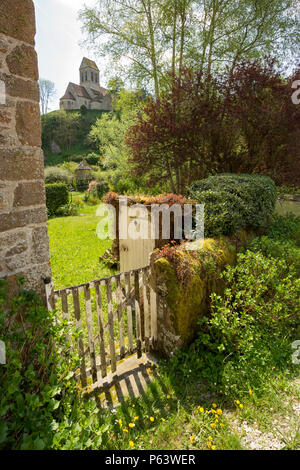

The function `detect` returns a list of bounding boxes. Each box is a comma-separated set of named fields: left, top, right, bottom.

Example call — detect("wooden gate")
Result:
left=45, top=266, right=157, bottom=389
left=119, top=206, right=155, bottom=272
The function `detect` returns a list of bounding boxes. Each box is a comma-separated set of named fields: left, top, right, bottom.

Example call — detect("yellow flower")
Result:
left=129, top=423, right=135, bottom=428
left=123, top=428, right=129, bottom=433
left=220, top=423, right=224, bottom=427
left=249, top=389, right=253, bottom=396
left=239, top=403, right=244, bottom=409
left=211, top=445, right=217, bottom=450
left=212, top=403, right=217, bottom=408
left=211, top=423, right=216, bottom=429
left=236, top=400, right=240, bottom=405
left=198, top=407, right=204, bottom=413
left=216, top=409, right=222, bottom=415
left=118, top=419, right=122, bottom=427
left=161, top=418, right=166, bottom=422
left=190, top=435, right=195, bottom=445
left=129, top=441, right=134, bottom=448
left=134, top=416, right=139, bottom=421
left=208, top=436, right=213, bottom=441
left=167, top=395, right=171, bottom=399
left=150, top=417, right=155, bottom=422
left=211, top=409, right=216, bottom=414
left=132, top=404, right=135, bottom=408
left=207, top=441, right=212, bottom=448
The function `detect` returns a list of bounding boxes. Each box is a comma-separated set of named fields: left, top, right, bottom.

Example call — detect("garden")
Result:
left=1, top=0, right=300, bottom=452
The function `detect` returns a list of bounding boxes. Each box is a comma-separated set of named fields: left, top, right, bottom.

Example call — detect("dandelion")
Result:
left=220, top=423, right=224, bottom=428
left=198, top=407, right=204, bottom=413
left=212, top=403, right=217, bottom=408
left=211, top=423, right=216, bottom=429
left=211, top=445, right=216, bottom=450
left=190, top=435, right=195, bottom=445
left=216, top=409, right=222, bottom=415
left=161, top=418, right=166, bottom=422
left=167, top=395, right=171, bottom=399
left=207, top=441, right=212, bottom=448
left=249, top=389, right=253, bottom=396
left=129, top=423, right=135, bottom=428
left=239, top=403, right=244, bottom=409
left=134, top=416, right=139, bottom=422
left=118, top=419, right=122, bottom=427
left=123, top=428, right=129, bottom=433
left=150, top=417, right=155, bottom=422
left=211, top=409, right=216, bottom=414
left=208, top=436, right=213, bottom=441
left=235, top=400, right=240, bottom=405
left=129, top=441, right=134, bottom=448
left=132, top=404, right=135, bottom=408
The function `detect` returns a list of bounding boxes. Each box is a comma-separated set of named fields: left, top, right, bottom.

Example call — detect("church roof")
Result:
left=69, top=83, right=92, bottom=99
left=60, top=91, right=76, bottom=101
left=80, top=57, right=100, bottom=71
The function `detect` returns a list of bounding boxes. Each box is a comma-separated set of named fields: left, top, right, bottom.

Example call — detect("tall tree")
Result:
left=39, top=79, right=56, bottom=115
left=79, top=0, right=299, bottom=96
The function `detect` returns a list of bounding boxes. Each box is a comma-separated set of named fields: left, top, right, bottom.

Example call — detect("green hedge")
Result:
left=45, top=183, right=69, bottom=216
left=189, top=174, right=277, bottom=237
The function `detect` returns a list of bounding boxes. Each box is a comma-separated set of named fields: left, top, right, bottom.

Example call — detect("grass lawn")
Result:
left=47, top=198, right=114, bottom=289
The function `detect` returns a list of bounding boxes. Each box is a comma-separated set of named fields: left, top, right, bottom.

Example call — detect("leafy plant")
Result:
left=45, top=183, right=69, bottom=217
left=189, top=173, right=277, bottom=237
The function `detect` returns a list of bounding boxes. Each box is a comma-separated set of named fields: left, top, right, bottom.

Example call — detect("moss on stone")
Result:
left=154, top=231, right=256, bottom=346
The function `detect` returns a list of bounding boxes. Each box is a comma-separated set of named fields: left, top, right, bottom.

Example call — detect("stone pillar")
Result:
left=0, top=0, right=51, bottom=298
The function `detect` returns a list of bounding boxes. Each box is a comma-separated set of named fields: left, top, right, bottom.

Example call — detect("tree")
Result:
left=79, top=0, right=299, bottom=96
left=125, top=62, right=300, bottom=191
left=39, top=79, right=56, bottom=115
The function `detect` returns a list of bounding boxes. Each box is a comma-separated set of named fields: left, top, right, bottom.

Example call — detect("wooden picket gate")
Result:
left=45, top=266, right=157, bottom=389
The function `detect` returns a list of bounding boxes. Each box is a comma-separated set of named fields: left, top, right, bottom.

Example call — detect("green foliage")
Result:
left=167, top=215, right=299, bottom=401
left=264, top=212, right=300, bottom=243
left=45, top=183, right=69, bottom=217
left=88, top=179, right=109, bottom=200
left=0, top=280, right=108, bottom=450
left=44, top=166, right=73, bottom=186
left=189, top=174, right=277, bottom=237
left=42, top=109, right=109, bottom=154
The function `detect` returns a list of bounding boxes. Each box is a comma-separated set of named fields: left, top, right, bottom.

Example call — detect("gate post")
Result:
left=44, top=277, right=55, bottom=311
left=149, top=254, right=183, bottom=357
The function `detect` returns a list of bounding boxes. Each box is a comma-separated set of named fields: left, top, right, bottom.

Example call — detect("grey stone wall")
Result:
left=0, top=0, right=51, bottom=298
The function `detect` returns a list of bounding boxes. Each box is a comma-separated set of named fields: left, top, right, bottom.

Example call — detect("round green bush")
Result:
left=189, top=174, right=277, bottom=237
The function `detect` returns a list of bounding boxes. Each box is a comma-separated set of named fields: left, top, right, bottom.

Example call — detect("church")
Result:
left=60, top=58, right=112, bottom=111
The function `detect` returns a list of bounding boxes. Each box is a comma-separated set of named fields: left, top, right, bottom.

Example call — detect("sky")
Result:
left=34, top=0, right=101, bottom=111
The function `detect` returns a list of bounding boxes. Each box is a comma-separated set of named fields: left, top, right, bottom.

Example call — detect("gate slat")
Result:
left=72, top=287, right=87, bottom=387
left=142, top=268, right=150, bottom=352
left=116, top=276, right=125, bottom=358
left=95, top=281, right=107, bottom=379
left=106, top=278, right=117, bottom=373
left=84, top=285, right=98, bottom=384
left=125, top=272, right=134, bottom=353
left=60, top=290, right=71, bottom=344
left=134, top=270, right=142, bottom=358
left=150, top=283, right=158, bottom=344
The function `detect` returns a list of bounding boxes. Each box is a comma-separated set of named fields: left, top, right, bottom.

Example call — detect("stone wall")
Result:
left=150, top=231, right=256, bottom=357
left=0, top=0, right=51, bottom=298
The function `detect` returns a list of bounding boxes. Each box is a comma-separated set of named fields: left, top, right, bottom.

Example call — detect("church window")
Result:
left=85, top=71, right=87, bottom=81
